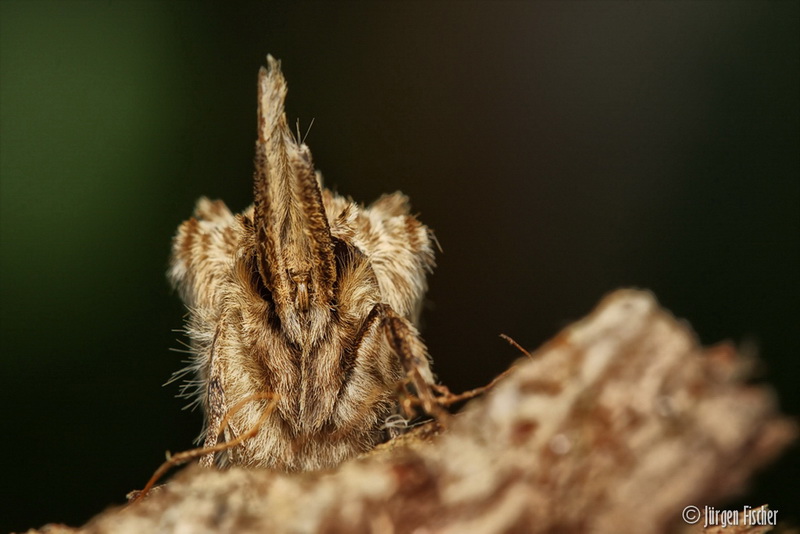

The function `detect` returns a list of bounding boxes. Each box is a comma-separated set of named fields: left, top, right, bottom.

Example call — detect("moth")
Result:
left=168, top=56, right=439, bottom=471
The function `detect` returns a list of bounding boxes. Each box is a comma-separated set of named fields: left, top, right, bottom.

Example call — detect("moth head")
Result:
left=250, top=56, right=337, bottom=332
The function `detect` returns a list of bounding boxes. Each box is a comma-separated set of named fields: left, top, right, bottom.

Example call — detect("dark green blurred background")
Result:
left=1, top=1, right=797, bottom=531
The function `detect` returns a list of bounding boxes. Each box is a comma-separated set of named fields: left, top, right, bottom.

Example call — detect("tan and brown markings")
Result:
left=168, top=56, right=440, bottom=471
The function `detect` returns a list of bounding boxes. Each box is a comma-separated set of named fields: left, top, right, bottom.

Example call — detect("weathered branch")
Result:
left=26, top=290, right=796, bottom=534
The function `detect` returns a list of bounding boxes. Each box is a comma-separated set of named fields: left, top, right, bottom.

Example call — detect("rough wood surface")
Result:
left=24, top=290, right=796, bottom=534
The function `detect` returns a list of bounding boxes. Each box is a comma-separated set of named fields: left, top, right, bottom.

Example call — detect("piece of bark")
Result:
left=24, top=290, right=796, bottom=534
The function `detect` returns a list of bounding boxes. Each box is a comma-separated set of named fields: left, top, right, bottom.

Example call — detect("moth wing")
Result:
left=169, top=197, right=240, bottom=310
left=350, top=192, right=436, bottom=323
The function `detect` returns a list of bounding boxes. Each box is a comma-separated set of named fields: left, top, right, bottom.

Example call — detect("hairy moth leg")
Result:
left=199, top=329, right=242, bottom=468
left=199, top=331, right=227, bottom=467
left=382, top=307, right=446, bottom=422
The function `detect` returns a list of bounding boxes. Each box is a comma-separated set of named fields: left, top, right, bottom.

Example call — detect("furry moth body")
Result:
left=168, top=56, right=437, bottom=471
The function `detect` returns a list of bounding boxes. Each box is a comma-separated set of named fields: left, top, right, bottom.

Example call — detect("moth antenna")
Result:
left=499, top=333, right=533, bottom=359
left=128, top=392, right=278, bottom=505
left=414, top=335, right=533, bottom=409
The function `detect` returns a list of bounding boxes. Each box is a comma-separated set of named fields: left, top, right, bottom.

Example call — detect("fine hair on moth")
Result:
left=167, top=55, right=446, bottom=472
